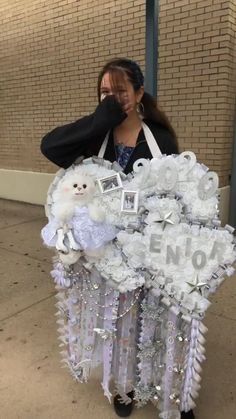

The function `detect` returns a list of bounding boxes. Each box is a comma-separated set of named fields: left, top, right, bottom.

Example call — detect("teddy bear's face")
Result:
left=59, top=173, right=96, bottom=202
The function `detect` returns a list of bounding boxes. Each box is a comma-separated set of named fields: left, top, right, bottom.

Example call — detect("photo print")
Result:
left=97, top=173, right=123, bottom=194
left=121, top=190, right=139, bottom=214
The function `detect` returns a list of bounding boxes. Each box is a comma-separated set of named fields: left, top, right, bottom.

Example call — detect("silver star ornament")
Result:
left=186, top=273, right=209, bottom=295
left=155, top=211, right=175, bottom=230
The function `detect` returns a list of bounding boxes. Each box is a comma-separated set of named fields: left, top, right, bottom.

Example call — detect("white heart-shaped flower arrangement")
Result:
left=42, top=152, right=236, bottom=319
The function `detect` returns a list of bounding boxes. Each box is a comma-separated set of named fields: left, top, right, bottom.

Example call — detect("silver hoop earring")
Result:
left=136, top=102, right=144, bottom=118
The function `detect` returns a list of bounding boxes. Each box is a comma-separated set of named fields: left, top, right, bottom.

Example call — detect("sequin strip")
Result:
left=161, top=311, right=189, bottom=415
left=135, top=292, right=163, bottom=407
left=139, top=294, right=161, bottom=388
left=101, top=285, right=119, bottom=402
left=114, top=290, right=140, bottom=398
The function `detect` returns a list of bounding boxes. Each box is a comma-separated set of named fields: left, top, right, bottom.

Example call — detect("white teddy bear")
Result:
left=52, top=170, right=105, bottom=253
left=41, top=168, right=117, bottom=265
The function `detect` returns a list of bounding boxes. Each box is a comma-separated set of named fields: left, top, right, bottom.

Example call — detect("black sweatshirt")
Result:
left=40, top=95, right=178, bottom=174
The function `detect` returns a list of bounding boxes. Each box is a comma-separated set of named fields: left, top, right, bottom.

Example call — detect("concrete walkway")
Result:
left=0, top=198, right=235, bottom=419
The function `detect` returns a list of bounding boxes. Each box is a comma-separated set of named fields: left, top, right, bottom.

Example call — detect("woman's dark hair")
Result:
left=97, top=58, right=178, bottom=147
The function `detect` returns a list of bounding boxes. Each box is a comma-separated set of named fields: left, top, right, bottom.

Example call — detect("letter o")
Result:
left=192, top=250, right=207, bottom=269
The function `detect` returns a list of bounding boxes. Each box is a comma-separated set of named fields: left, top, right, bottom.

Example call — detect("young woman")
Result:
left=41, top=58, right=194, bottom=419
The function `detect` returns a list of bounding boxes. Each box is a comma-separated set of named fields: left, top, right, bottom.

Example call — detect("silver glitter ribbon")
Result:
left=161, top=312, right=182, bottom=415
left=101, top=284, right=119, bottom=402
left=135, top=293, right=164, bottom=407
left=113, top=290, right=140, bottom=399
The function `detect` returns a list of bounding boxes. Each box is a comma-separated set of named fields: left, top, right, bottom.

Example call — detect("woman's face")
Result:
left=100, top=72, right=143, bottom=114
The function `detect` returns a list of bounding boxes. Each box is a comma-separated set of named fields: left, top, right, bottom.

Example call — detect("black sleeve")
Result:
left=40, top=96, right=127, bottom=168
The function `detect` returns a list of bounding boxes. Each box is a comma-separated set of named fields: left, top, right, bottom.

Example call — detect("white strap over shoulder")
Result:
left=98, top=122, right=162, bottom=159
left=141, top=121, right=162, bottom=158
left=98, top=131, right=110, bottom=158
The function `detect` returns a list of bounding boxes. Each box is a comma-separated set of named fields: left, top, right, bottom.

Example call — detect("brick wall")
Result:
left=0, top=0, right=146, bottom=173
left=0, top=0, right=235, bottom=186
left=158, top=0, right=236, bottom=186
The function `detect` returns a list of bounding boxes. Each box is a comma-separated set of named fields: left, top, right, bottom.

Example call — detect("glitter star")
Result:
left=186, top=273, right=209, bottom=295
left=154, top=211, right=175, bottom=230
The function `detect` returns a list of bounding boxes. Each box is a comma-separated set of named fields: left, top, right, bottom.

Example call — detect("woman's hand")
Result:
left=93, top=95, right=127, bottom=131
left=100, top=93, right=133, bottom=115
